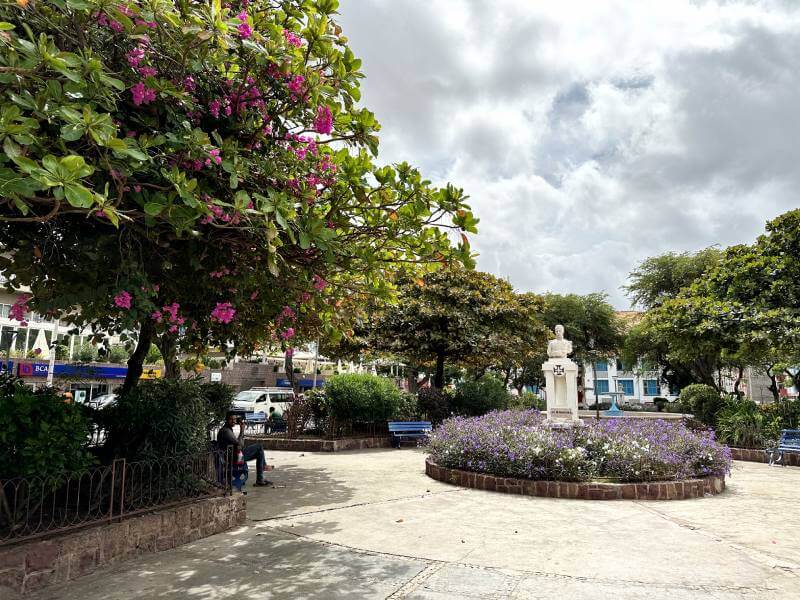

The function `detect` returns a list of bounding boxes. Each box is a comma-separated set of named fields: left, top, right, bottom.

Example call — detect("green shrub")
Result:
left=107, top=345, right=130, bottom=364
left=760, top=399, right=800, bottom=444
left=392, top=391, right=421, bottom=420
left=323, top=374, right=402, bottom=425
left=716, top=398, right=764, bottom=448
left=417, top=387, right=452, bottom=425
left=0, top=374, right=94, bottom=479
left=508, top=392, right=545, bottom=411
left=451, top=376, right=509, bottom=417
left=653, top=397, right=668, bottom=412
left=145, top=344, right=163, bottom=365
left=102, top=378, right=212, bottom=459
left=199, top=381, right=235, bottom=436
left=680, top=384, right=724, bottom=426
left=663, top=401, right=686, bottom=414
left=77, top=344, right=98, bottom=363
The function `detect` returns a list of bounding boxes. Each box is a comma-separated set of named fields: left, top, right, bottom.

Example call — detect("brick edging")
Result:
left=244, top=436, right=391, bottom=452
left=425, top=458, right=725, bottom=500
left=729, top=446, right=800, bottom=466
left=0, top=493, right=246, bottom=596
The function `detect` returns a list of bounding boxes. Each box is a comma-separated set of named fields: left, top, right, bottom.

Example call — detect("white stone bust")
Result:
left=547, top=324, right=573, bottom=358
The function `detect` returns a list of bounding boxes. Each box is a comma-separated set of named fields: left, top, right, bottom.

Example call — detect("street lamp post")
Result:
left=46, top=318, right=59, bottom=387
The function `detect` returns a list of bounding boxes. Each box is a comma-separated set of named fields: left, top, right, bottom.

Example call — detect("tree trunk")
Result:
left=156, top=334, right=180, bottom=379
left=733, top=365, right=745, bottom=398
left=434, top=352, right=445, bottom=390
left=765, top=365, right=780, bottom=402
left=120, top=320, right=154, bottom=395
left=407, top=368, right=419, bottom=394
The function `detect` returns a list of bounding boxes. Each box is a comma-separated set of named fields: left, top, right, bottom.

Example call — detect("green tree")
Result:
left=625, top=248, right=721, bottom=310
left=0, top=0, right=477, bottom=393
left=365, top=268, right=545, bottom=389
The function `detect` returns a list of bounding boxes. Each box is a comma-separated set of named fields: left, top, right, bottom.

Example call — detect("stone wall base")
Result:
left=426, top=459, right=725, bottom=501
left=245, top=436, right=391, bottom=452
left=0, top=493, right=246, bottom=597
left=730, top=446, right=800, bottom=466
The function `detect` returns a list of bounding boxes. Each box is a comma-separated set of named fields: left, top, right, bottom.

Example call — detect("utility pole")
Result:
left=46, top=318, right=59, bottom=387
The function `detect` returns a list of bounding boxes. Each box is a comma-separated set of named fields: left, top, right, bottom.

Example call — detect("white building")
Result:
left=582, top=358, right=678, bottom=406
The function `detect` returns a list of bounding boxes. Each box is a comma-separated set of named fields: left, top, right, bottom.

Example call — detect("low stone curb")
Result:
left=729, top=446, right=800, bottom=466
left=244, top=436, right=391, bottom=452
left=0, top=493, right=246, bottom=597
left=425, top=459, right=725, bottom=500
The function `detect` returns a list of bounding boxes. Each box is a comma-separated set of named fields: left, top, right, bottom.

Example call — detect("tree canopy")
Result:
left=0, top=0, right=477, bottom=389
left=359, top=268, right=546, bottom=389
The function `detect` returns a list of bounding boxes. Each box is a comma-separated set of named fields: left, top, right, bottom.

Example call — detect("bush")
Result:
left=145, top=344, right=163, bottom=365
left=323, top=374, right=402, bottom=426
left=107, top=345, right=130, bottom=364
left=102, top=378, right=213, bottom=459
left=680, top=384, right=724, bottom=426
left=77, top=344, right=98, bottom=363
left=392, top=391, right=421, bottom=420
left=451, top=376, right=509, bottom=417
left=199, top=381, right=235, bottom=436
left=587, top=402, right=612, bottom=411
left=508, top=392, right=545, bottom=411
left=428, top=410, right=731, bottom=483
left=716, top=398, right=764, bottom=448
left=653, top=397, right=668, bottom=412
left=417, top=387, right=452, bottom=425
left=663, top=402, right=686, bottom=414
left=0, top=374, right=94, bottom=479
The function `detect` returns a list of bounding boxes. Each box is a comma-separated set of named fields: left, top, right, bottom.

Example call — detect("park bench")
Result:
left=388, top=421, right=432, bottom=448
left=766, top=429, right=800, bottom=466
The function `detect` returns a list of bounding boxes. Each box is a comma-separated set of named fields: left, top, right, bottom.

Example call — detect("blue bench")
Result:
left=388, top=421, right=432, bottom=448
left=766, top=429, right=800, bottom=466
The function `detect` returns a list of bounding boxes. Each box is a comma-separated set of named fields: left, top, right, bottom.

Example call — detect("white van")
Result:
left=231, top=387, right=294, bottom=416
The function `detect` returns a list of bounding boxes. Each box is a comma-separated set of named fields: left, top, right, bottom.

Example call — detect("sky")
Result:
left=337, top=0, right=800, bottom=308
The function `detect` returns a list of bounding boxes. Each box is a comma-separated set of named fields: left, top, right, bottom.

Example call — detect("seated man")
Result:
left=217, top=411, right=272, bottom=486
left=268, top=406, right=285, bottom=432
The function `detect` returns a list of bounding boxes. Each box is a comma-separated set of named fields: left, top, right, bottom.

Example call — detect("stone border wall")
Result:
left=730, top=446, right=800, bottom=466
left=245, top=435, right=391, bottom=452
left=0, top=493, right=245, bottom=597
left=426, top=459, right=725, bottom=500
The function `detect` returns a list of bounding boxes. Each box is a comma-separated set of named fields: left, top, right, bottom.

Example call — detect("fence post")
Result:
left=117, top=458, right=127, bottom=519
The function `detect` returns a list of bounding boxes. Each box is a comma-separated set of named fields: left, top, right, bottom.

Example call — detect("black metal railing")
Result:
left=0, top=450, right=230, bottom=546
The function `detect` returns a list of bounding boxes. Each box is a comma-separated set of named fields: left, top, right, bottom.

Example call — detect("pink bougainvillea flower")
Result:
left=299, top=292, right=312, bottom=303
left=151, top=310, right=163, bottom=323
left=283, top=29, right=302, bottom=47
left=314, top=105, right=333, bottom=135
left=138, top=66, right=158, bottom=78
left=286, top=347, right=294, bottom=358
left=183, top=75, right=196, bottom=92
left=236, top=11, right=252, bottom=38
left=312, top=274, right=327, bottom=291
left=114, top=290, right=133, bottom=309
left=126, top=47, right=145, bottom=67
left=280, top=328, right=295, bottom=340
left=287, top=74, right=305, bottom=96
left=130, top=82, right=156, bottom=106
left=209, top=98, right=221, bottom=118
left=210, top=302, right=236, bottom=324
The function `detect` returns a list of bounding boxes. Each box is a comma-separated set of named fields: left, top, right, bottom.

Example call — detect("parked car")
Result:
left=231, top=387, right=294, bottom=416
left=88, top=393, right=117, bottom=410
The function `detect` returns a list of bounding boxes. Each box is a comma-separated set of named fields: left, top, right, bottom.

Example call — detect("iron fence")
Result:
left=0, top=450, right=230, bottom=546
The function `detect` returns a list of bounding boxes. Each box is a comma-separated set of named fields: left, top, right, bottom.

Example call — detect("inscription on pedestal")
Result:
left=548, top=407, right=574, bottom=419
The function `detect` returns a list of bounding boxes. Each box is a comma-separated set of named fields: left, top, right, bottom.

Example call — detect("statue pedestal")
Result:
left=542, top=357, right=580, bottom=424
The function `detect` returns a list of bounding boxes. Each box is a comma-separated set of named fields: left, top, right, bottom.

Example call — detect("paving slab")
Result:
left=24, top=449, right=800, bottom=600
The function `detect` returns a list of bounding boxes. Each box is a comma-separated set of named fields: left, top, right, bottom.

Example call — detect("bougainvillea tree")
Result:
left=0, top=0, right=477, bottom=390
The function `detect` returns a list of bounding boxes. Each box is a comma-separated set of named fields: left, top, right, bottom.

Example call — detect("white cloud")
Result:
left=338, top=0, right=800, bottom=307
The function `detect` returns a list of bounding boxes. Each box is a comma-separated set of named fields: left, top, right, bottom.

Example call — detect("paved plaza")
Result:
left=29, top=449, right=800, bottom=600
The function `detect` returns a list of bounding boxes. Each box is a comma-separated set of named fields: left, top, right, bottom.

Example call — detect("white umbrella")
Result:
left=32, top=329, right=50, bottom=360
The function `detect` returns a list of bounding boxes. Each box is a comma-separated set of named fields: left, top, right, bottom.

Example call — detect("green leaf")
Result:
left=144, top=202, right=164, bottom=216
left=63, top=183, right=94, bottom=208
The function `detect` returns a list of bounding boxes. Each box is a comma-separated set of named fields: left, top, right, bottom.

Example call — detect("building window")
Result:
left=595, top=379, right=609, bottom=394
left=669, top=383, right=680, bottom=396
left=644, top=379, right=660, bottom=396
left=0, top=304, right=10, bottom=318
left=619, top=379, right=635, bottom=395
left=595, top=360, right=608, bottom=373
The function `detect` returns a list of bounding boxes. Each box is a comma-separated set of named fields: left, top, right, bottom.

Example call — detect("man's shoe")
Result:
left=254, top=480, right=273, bottom=487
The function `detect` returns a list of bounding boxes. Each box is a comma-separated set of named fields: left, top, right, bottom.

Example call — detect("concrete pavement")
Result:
left=27, top=449, right=800, bottom=599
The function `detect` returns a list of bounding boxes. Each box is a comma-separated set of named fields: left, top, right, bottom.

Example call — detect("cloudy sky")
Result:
left=338, top=0, right=800, bottom=308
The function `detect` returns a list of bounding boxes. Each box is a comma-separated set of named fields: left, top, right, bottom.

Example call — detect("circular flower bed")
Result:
left=428, top=410, right=731, bottom=483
